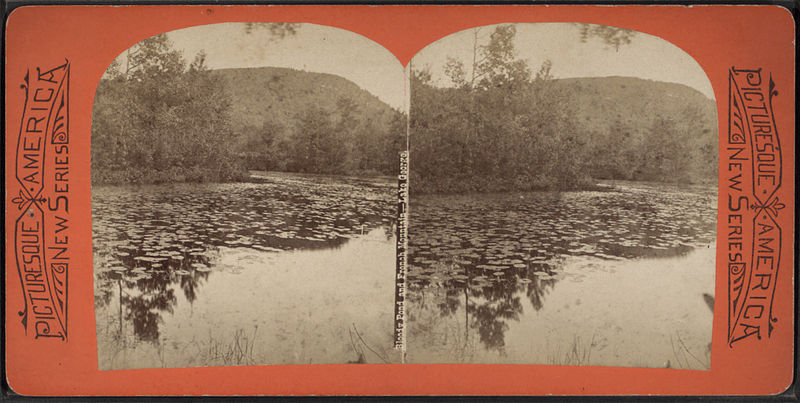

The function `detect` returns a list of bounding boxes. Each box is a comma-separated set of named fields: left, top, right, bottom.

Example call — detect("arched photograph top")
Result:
left=91, top=23, right=407, bottom=370
left=406, top=23, right=718, bottom=368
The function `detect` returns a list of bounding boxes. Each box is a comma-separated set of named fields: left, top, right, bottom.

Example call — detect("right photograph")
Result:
left=407, top=23, right=718, bottom=368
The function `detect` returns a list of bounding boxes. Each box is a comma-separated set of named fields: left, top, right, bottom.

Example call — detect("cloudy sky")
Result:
left=412, top=23, right=715, bottom=100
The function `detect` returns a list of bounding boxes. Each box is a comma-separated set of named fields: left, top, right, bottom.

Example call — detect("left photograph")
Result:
left=91, top=23, right=407, bottom=369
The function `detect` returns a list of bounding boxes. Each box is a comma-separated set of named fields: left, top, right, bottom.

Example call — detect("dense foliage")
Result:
left=92, top=35, right=245, bottom=184
left=224, top=69, right=406, bottom=176
left=92, top=34, right=405, bottom=185
left=410, top=25, right=718, bottom=194
left=93, top=26, right=717, bottom=189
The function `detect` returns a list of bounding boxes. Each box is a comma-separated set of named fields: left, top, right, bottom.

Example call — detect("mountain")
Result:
left=212, top=68, right=717, bottom=181
left=553, top=76, right=717, bottom=134
left=211, top=67, right=401, bottom=133
left=214, top=68, right=716, bottom=142
left=210, top=67, right=406, bottom=175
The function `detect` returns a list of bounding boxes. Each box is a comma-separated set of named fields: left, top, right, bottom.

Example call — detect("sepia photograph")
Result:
left=91, top=23, right=407, bottom=369
left=5, top=3, right=795, bottom=397
left=406, top=23, right=718, bottom=368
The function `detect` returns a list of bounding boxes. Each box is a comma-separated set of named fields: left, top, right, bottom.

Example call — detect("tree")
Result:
left=411, top=24, right=592, bottom=193
left=681, top=104, right=718, bottom=183
left=243, top=22, right=299, bottom=37
left=577, top=24, right=637, bottom=50
left=290, top=106, right=343, bottom=174
left=92, top=34, right=243, bottom=184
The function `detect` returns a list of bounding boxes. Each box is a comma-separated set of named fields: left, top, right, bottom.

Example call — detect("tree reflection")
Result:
left=464, top=268, right=531, bottom=351
left=94, top=245, right=216, bottom=345
left=409, top=260, right=558, bottom=353
left=121, top=281, right=175, bottom=342
left=179, top=269, right=211, bottom=305
left=521, top=268, right=557, bottom=311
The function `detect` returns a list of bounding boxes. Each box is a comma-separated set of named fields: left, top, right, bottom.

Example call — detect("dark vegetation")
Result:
left=91, top=31, right=405, bottom=185
left=410, top=25, right=718, bottom=194
left=92, top=35, right=242, bottom=184
left=216, top=67, right=405, bottom=176
left=92, top=25, right=718, bottom=191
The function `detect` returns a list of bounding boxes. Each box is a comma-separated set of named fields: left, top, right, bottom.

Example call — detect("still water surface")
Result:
left=95, top=176, right=717, bottom=370
left=407, top=181, right=717, bottom=368
left=93, top=173, right=398, bottom=370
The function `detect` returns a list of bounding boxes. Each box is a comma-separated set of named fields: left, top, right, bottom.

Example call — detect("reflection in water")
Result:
left=94, top=173, right=399, bottom=370
left=407, top=181, right=717, bottom=368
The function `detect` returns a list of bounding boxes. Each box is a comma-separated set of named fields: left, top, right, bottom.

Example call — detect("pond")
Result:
left=406, top=181, right=717, bottom=369
left=93, top=173, right=400, bottom=370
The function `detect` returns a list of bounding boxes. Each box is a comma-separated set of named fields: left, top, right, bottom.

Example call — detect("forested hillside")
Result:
left=213, top=67, right=405, bottom=175
left=556, top=76, right=716, bottom=136
left=92, top=28, right=718, bottom=189
left=555, top=76, right=718, bottom=185
left=410, top=25, right=718, bottom=194
left=213, top=67, right=399, bottom=133
left=91, top=35, right=405, bottom=185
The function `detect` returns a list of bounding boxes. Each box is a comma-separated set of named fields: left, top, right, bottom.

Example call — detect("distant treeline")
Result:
left=233, top=96, right=405, bottom=177
left=410, top=25, right=718, bottom=194
left=92, top=34, right=405, bottom=185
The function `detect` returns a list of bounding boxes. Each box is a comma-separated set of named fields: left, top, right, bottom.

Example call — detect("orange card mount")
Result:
left=4, top=4, right=795, bottom=396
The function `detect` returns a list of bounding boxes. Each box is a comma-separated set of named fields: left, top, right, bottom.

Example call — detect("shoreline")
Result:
left=413, top=178, right=719, bottom=197
left=91, top=169, right=397, bottom=188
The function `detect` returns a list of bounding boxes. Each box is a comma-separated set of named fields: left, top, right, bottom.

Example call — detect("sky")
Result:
left=412, top=23, right=715, bottom=100
left=112, top=22, right=715, bottom=112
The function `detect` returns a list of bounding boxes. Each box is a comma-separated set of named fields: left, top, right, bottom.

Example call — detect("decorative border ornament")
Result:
left=726, top=67, right=782, bottom=346
left=14, top=60, right=71, bottom=340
